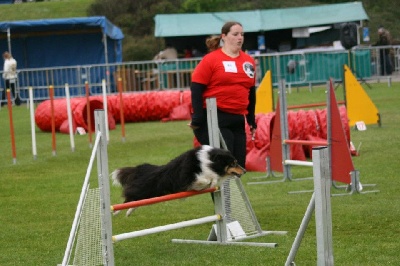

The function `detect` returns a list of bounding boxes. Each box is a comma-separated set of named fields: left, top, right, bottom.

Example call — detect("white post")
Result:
left=7, top=28, right=11, bottom=54
left=285, top=146, right=333, bottom=266
left=65, top=83, right=75, bottom=152
left=279, top=79, right=292, bottom=180
left=95, top=110, right=115, bottom=266
left=312, top=146, right=334, bottom=265
left=28, top=87, right=37, bottom=160
left=101, top=79, right=110, bottom=142
left=206, top=98, right=228, bottom=243
left=206, top=98, right=220, bottom=149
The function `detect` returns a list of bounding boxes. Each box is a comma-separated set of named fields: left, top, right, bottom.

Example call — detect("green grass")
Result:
left=0, top=82, right=399, bottom=265
left=0, top=0, right=94, bottom=21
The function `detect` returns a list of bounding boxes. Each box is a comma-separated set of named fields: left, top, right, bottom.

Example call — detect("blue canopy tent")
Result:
left=0, top=16, right=124, bottom=97
left=0, top=16, right=124, bottom=68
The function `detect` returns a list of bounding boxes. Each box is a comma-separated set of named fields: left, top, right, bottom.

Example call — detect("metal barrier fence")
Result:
left=0, top=45, right=399, bottom=104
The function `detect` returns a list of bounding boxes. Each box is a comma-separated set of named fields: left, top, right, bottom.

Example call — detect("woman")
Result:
left=189, top=21, right=256, bottom=167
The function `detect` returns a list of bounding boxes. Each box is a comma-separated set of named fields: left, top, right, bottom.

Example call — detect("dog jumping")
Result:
left=111, top=145, right=246, bottom=215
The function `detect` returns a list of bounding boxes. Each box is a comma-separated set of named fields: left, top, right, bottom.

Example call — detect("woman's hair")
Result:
left=206, top=21, right=242, bottom=52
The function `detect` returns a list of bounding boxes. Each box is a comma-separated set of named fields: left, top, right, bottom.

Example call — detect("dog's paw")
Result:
left=126, top=208, right=136, bottom=217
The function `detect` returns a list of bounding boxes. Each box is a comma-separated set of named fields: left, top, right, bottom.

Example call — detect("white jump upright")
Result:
left=205, top=97, right=229, bottom=243
left=285, top=146, right=334, bottom=266
left=95, top=110, right=115, bottom=265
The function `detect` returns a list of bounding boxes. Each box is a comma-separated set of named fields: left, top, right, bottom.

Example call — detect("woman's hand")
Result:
left=188, top=122, right=199, bottom=130
left=250, top=127, right=256, bottom=141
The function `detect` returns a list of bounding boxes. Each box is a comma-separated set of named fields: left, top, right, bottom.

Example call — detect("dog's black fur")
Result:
left=112, top=145, right=245, bottom=203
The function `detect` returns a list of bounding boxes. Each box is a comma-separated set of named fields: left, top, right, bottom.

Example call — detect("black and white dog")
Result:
left=111, top=145, right=245, bottom=215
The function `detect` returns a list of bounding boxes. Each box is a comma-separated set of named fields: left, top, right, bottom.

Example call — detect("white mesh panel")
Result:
left=223, top=178, right=262, bottom=237
left=72, top=188, right=103, bottom=266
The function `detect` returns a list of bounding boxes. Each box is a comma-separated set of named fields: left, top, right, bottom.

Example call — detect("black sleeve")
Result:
left=190, top=82, right=207, bottom=127
left=246, top=86, right=257, bottom=129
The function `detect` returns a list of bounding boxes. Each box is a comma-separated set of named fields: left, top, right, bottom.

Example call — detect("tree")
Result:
left=88, top=0, right=182, bottom=61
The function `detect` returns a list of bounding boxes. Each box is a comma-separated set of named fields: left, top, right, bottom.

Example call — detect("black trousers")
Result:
left=2, top=79, right=20, bottom=105
left=193, top=109, right=247, bottom=167
left=379, top=51, right=392, bottom=76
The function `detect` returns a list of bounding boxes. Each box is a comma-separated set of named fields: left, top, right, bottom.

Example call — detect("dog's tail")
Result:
left=111, top=169, right=122, bottom=186
left=111, top=167, right=135, bottom=187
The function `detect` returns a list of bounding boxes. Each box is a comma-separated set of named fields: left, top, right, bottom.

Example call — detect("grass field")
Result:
left=0, top=82, right=399, bottom=265
left=0, top=0, right=94, bottom=21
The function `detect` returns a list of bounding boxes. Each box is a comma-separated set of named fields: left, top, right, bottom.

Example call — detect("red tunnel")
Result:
left=34, top=90, right=191, bottom=132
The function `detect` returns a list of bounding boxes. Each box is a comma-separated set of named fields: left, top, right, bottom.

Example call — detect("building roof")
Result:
left=154, top=2, right=368, bottom=37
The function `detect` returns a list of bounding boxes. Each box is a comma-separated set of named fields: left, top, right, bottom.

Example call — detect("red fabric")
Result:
left=59, top=119, right=77, bottom=134
left=35, top=96, right=115, bottom=132
left=329, top=84, right=354, bottom=184
left=35, top=90, right=191, bottom=132
left=245, top=113, right=275, bottom=172
left=108, top=90, right=191, bottom=123
left=305, top=135, right=326, bottom=158
left=161, top=103, right=191, bottom=122
left=191, top=49, right=256, bottom=115
left=245, top=105, right=352, bottom=172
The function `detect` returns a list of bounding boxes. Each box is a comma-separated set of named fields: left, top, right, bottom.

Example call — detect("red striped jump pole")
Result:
left=117, top=77, right=126, bottom=142
left=49, top=85, right=57, bottom=156
left=85, top=81, right=92, bottom=147
left=287, top=101, right=345, bottom=110
left=111, top=187, right=218, bottom=212
left=284, top=139, right=328, bottom=146
left=6, top=89, right=17, bottom=164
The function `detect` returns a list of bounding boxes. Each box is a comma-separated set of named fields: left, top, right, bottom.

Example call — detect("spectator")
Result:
left=153, top=45, right=178, bottom=60
left=2, top=51, right=20, bottom=106
left=375, top=26, right=392, bottom=76
left=183, top=46, right=193, bottom=58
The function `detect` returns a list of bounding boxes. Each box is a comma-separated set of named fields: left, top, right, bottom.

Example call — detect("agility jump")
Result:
left=111, top=188, right=221, bottom=243
left=250, top=78, right=379, bottom=195
left=60, top=108, right=283, bottom=266
left=250, top=79, right=354, bottom=185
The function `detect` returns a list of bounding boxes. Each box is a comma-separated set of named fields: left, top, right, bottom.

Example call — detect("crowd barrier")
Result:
left=0, top=45, right=399, bottom=105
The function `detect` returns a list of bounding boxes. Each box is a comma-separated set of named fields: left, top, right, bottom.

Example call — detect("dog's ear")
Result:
left=209, top=152, right=222, bottom=163
left=209, top=149, right=235, bottom=164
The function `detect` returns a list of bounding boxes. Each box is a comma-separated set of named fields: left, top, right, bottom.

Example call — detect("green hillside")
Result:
left=0, top=0, right=93, bottom=21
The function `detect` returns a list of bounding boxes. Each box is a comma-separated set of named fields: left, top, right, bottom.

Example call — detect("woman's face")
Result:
left=222, top=24, right=244, bottom=51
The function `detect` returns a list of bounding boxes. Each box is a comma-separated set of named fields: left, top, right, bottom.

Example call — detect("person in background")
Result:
left=2, top=51, right=20, bottom=106
left=153, top=45, right=178, bottom=60
left=375, top=26, right=392, bottom=76
left=183, top=46, right=193, bottom=58
left=189, top=21, right=256, bottom=168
